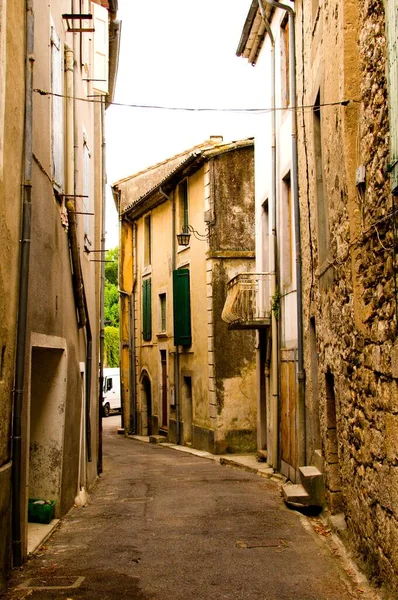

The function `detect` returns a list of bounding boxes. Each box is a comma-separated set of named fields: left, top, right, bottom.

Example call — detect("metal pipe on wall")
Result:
left=11, top=0, right=34, bottom=567
left=98, top=96, right=107, bottom=474
left=262, top=0, right=306, bottom=467
left=160, top=187, right=180, bottom=444
left=257, top=0, right=279, bottom=468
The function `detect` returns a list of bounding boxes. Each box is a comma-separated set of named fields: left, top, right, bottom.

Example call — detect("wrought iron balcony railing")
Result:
left=221, top=273, right=272, bottom=329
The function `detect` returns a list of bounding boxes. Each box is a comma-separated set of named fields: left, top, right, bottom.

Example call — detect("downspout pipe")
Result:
left=12, top=0, right=34, bottom=567
left=262, top=0, right=306, bottom=467
left=98, top=96, right=106, bottom=475
left=160, top=187, right=180, bottom=445
left=116, top=190, right=137, bottom=435
left=257, top=0, right=279, bottom=468
left=131, top=221, right=138, bottom=433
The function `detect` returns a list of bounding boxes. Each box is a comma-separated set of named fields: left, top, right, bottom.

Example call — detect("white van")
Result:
left=102, top=368, right=121, bottom=417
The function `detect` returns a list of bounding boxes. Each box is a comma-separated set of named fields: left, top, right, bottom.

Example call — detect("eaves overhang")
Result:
left=236, top=0, right=274, bottom=65
left=114, top=138, right=254, bottom=221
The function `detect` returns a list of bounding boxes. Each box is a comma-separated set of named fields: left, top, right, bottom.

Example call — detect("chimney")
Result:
left=209, top=136, right=223, bottom=144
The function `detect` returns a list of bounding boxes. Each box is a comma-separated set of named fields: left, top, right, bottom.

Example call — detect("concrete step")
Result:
left=313, top=449, right=324, bottom=473
left=149, top=435, right=169, bottom=444
left=282, top=484, right=311, bottom=507
left=299, top=465, right=325, bottom=507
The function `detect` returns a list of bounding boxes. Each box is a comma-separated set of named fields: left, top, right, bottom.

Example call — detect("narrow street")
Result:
left=6, top=418, right=377, bottom=600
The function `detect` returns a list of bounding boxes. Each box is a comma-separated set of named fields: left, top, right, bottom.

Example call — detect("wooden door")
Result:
left=160, top=351, right=168, bottom=429
left=280, top=348, right=298, bottom=481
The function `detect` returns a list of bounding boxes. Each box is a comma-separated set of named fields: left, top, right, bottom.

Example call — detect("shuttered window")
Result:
left=142, top=278, right=152, bottom=342
left=173, top=269, right=191, bottom=346
left=387, top=0, right=398, bottom=192
left=51, top=23, right=64, bottom=191
left=92, top=1, right=109, bottom=94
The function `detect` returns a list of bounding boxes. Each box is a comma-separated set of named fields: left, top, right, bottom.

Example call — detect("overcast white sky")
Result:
left=105, top=0, right=265, bottom=248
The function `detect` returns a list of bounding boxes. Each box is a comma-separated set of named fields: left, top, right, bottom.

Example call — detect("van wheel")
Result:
left=103, top=403, right=110, bottom=418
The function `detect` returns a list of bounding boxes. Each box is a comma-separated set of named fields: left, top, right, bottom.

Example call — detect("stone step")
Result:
left=313, top=449, right=324, bottom=473
left=299, top=465, right=325, bottom=506
left=282, top=484, right=311, bottom=507
left=149, top=435, right=169, bottom=444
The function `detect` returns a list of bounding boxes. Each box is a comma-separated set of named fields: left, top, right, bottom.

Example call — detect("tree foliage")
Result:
left=105, top=247, right=118, bottom=286
left=104, top=247, right=119, bottom=366
left=104, top=326, right=119, bottom=368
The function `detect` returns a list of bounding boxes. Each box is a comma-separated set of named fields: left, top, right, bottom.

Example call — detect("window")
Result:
left=0, top=0, right=6, bottom=179
left=92, top=1, right=109, bottom=94
left=51, top=22, right=64, bottom=191
left=281, top=173, right=293, bottom=287
left=83, top=133, right=91, bottom=250
left=173, top=269, right=191, bottom=346
left=142, top=278, right=152, bottom=342
left=313, top=92, right=329, bottom=266
left=144, top=215, right=151, bottom=267
left=179, top=179, right=189, bottom=234
left=280, top=17, right=290, bottom=108
left=159, top=293, right=166, bottom=332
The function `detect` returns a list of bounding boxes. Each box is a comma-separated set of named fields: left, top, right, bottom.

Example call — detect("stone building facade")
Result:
left=296, top=0, right=398, bottom=591
left=113, top=138, right=257, bottom=454
left=0, top=0, right=120, bottom=585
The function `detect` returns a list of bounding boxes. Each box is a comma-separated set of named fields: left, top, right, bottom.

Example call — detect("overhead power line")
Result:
left=33, top=88, right=359, bottom=113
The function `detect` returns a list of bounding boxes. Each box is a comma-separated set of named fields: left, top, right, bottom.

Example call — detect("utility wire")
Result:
left=34, top=88, right=359, bottom=113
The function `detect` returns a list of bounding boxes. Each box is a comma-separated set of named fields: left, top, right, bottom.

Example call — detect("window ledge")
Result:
left=177, top=245, right=190, bottom=253
left=142, top=265, right=152, bottom=276
left=157, top=332, right=169, bottom=339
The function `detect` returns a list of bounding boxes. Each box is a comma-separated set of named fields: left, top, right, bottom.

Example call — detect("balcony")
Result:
left=221, top=273, right=272, bottom=330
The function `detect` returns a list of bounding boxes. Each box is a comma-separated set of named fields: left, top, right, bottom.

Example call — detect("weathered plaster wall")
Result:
left=211, top=147, right=257, bottom=453
left=0, top=0, right=25, bottom=588
left=297, top=0, right=397, bottom=591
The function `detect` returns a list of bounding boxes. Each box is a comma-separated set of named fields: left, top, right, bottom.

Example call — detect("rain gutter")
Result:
left=257, top=0, right=279, bottom=468
left=159, top=187, right=181, bottom=445
left=262, top=0, right=306, bottom=467
left=11, top=0, right=34, bottom=567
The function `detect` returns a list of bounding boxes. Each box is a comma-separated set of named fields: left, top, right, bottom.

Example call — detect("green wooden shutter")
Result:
left=387, top=0, right=398, bottom=192
left=173, top=269, right=191, bottom=346
left=142, top=278, right=152, bottom=341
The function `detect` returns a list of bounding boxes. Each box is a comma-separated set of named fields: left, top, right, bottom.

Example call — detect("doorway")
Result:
left=29, top=347, right=66, bottom=518
left=160, top=351, right=168, bottom=429
left=182, top=375, right=193, bottom=444
left=141, top=373, right=152, bottom=436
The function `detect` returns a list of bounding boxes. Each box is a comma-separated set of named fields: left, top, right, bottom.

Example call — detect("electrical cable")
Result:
left=33, top=88, right=359, bottom=113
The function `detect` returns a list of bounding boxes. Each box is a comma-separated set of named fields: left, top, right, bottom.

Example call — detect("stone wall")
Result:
left=296, top=0, right=398, bottom=592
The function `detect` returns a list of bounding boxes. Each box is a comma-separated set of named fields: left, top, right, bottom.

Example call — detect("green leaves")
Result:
left=104, top=247, right=119, bottom=366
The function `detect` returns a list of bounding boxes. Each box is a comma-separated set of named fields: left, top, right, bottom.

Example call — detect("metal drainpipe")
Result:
left=257, top=0, right=279, bottom=468
left=131, top=221, right=138, bottom=432
left=159, top=187, right=180, bottom=444
left=262, top=0, right=306, bottom=467
left=11, top=0, right=34, bottom=568
left=70, top=19, right=91, bottom=461
left=98, top=96, right=106, bottom=475
left=118, top=198, right=137, bottom=435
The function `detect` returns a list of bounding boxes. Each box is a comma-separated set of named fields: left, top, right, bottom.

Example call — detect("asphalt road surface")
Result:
left=5, top=416, right=379, bottom=600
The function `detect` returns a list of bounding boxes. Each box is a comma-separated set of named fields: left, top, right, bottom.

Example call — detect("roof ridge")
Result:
left=113, top=140, right=216, bottom=187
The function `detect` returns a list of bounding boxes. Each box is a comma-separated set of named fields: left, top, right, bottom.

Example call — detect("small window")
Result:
left=142, top=278, right=152, bottom=341
left=144, top=215, right=151, bottom=267
left=106, top=378, right=112, bottom=391
left=179, top=179, right=189, bottom=234
left=159, top=293, right=166, bottom=332
left=281, top=173, right=293, bottom=287
left=280, top=17, right=290, bottom=108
